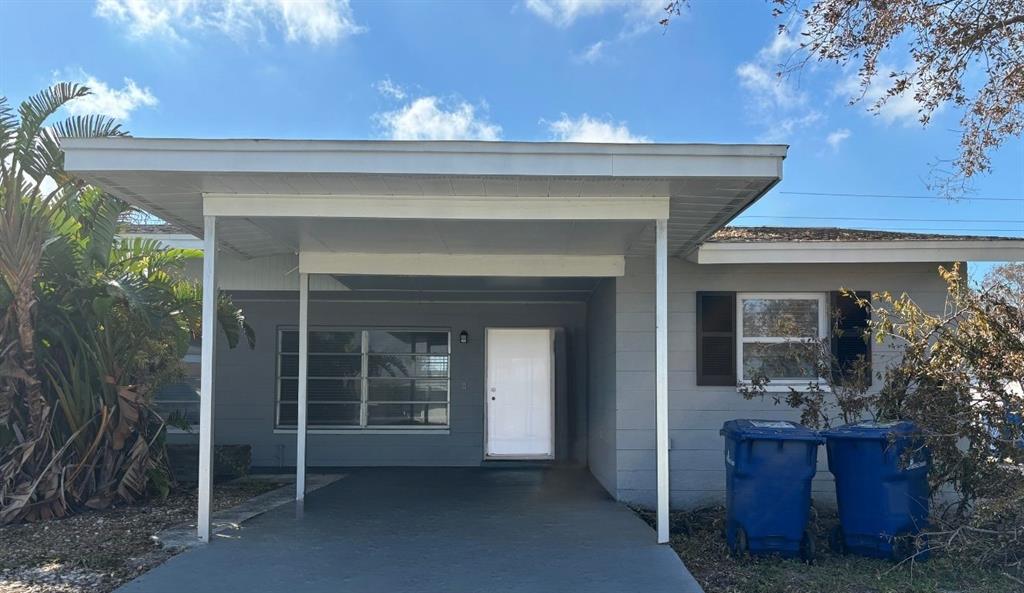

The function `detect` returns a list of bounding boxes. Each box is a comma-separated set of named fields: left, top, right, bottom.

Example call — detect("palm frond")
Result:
left=39, top=115, right=127, bottom=189
left=15, top=83, right=90, bottom=170
left=0, top=96, right=16, bottom=167
left=83, top=189, right=127, bottom=269
left=218, top=296, right=256, bottom=349
left=110, top=237, right=200, bottom=277
left=51, top=114, right=126, bottom=140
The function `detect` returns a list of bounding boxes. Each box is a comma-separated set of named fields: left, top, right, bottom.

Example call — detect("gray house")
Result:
left=63, top=138, right=1023, bottom=545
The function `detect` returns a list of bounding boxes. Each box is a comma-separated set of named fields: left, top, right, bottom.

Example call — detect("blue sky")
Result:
left=1, top=0, right=1021, bottom=278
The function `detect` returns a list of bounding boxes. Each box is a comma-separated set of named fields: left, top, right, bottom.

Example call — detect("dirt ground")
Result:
left=0, top=479, right=285, bottom=593
left=636, top=507, right=1020, bottom=593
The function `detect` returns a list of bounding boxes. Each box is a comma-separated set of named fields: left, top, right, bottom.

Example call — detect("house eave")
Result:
left=62, top=137, right=789, bottom=175
left=693, top=239, right=1024, bottom=264
left=63, top=137, right=788, bottom=260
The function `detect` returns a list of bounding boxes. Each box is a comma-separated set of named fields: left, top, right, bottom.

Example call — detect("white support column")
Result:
left=296, top=272, right=309, bottom=500
left=655, top=218, right=670, bottom=544
left=197, top=216, right=218, bottom=542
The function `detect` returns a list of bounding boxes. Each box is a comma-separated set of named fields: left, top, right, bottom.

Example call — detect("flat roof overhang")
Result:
left=694, top=239, right=1024, bottom=264
left=63, top=138, right=787, bottom=264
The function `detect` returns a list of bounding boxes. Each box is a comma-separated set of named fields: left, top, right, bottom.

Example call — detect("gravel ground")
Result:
left=0, top=479, right=285, bottom=593
left=636, top=507, right=1019, bottom=593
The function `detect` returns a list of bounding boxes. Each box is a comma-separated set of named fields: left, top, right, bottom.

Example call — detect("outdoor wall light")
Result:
left=459, top=330, right=469, bottom=344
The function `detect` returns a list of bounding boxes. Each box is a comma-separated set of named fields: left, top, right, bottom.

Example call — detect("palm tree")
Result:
left=0, top=84, right=118, bottom=442
left=0, top=84, right=253, bottom=523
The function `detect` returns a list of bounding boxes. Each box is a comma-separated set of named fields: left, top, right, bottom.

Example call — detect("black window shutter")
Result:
left=697, top=292, right=736, bottom=386
left=830, top=291, right=872, bottom=384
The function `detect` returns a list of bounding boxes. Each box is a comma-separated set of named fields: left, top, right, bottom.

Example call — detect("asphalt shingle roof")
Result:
left=706, top=226, right=1020, bottom=243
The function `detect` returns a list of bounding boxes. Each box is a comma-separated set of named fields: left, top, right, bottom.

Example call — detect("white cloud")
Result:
left=736, top=23, right=807, bottom=111
left=575, top=40, right=606, bottom=64
left=736, top=62, right=804, bottom=110
left=834, top=65, right=937, bottom=127
left=525, top=0, right=664, bottom=30
left=546, top=113, right=649, bottom=143
left=58, top=70, right=158, bottom=120
left=757, top=111, right=823, bottom=143
left=826, top=128, right=851, bottom=151
left=528, top=1, right=665, bottom=64
left=95, top=0, right=177, bottom=39
left=758, top=26, right=802, bottom=62
left=94, top=0, right=363, bottom=46
left=374, top=78, right=406, bottom=100
left=736, top=23, right=826, bottom=143
left=375, top=96, right=501, bottom=141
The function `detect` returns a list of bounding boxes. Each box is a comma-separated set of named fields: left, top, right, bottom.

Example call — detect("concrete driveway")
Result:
left=116, top=467, right=701, bottom=593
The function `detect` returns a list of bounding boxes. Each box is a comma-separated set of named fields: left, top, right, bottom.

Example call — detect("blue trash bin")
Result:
left=721, top=419, right=824, bottom=559
left=822, top=421, right=930, bottom=560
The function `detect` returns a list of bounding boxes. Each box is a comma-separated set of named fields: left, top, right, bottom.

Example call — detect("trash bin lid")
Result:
left=720, top=419, right=824, bottom=442
left=821, top=420, right=918, bottom=440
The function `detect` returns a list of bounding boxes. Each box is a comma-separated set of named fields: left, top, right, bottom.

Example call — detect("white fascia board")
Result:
left=203, top=194, right=670, bottom=221
left=299, top=252, right=625, bottom=277
left=62, top=138, right=786, bottom=179
left=696, top=240, right=1024, bottom=264
left=119, top=233, right=202, bottom=250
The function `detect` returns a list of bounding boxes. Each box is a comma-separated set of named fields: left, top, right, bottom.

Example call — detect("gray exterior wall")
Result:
left=586, top=278, right=617, bottom=495
left=177, top=294, right=588, bottom=468
left=175, top=253, right=955, bottom=511
left=606, top=257, right=953, bottom=510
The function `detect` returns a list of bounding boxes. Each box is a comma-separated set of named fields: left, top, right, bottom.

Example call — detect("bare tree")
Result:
left=663, top=1, right=1024, bottom=195
left=983, top=261, right=1024, bottom=309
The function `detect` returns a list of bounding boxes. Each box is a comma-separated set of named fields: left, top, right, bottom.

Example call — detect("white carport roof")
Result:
left=62, top=138, right=786, bottom=266
left=65, top=138, right=785, bottom=544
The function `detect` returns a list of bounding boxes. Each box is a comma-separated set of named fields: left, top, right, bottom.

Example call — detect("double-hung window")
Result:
left=276, top=328, right=450, bottom=429
left=737, top=293, right=827, bottom=387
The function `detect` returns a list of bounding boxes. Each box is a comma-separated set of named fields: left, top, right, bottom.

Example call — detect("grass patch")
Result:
left=635, top=507, right=1018, bottom=593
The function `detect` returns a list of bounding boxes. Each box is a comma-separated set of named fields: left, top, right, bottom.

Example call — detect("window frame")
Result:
left=275, top=326, right=452, bottom=431
left=736, top=292, right=828, bottom=390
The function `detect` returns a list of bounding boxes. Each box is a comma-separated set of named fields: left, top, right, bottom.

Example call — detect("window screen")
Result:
left=277, top=329, right=450, bottom=429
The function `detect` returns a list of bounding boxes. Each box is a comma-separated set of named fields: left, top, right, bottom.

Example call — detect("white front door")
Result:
left=485, top=328, right=554, bottom=458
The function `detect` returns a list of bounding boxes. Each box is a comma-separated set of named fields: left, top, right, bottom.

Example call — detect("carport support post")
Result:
left=296, top=272, right=309, bottom=500
left=198, top=215, right=218, bottom=542
left=655, top=218, right=670, bottom=544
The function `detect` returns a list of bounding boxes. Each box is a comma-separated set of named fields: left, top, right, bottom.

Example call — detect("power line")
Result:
left=778, top=191, right=1024, bottom=202
left=739, top=215, right=1024, bottom=224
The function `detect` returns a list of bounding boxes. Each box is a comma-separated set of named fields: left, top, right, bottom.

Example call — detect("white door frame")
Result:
left=483, top=327, right=556, bottom=460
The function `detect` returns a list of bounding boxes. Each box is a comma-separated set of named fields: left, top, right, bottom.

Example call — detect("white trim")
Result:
left=273, top=428, right=450, bottom=435
left=655, top=218, right=670, bottom=545
left=196, top=216, right=217, bottom=542
left=120, top=233, right=202, bottom=250
left=203, top=194, right=670, bottom=221
left=63, top=137, right=787, bottom=179
left=299, top=252, right=625, bottom=277
left=295, top=273, right=309, bottom=501
left=736, top=292, right=828, bottom=390
left=696, top=240, right=1024, bottom=264
left=359, top=331, right=369, bottom=428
